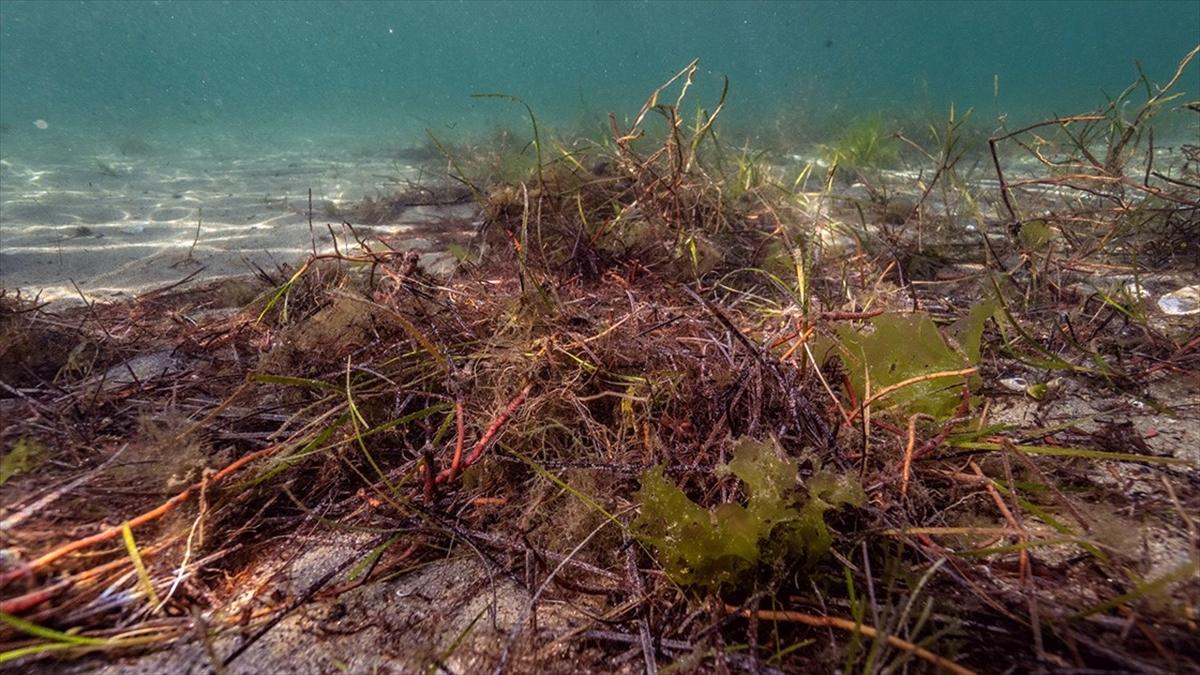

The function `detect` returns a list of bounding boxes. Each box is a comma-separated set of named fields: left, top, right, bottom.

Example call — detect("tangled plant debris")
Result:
left=1, top=54, right=1199, bottom=674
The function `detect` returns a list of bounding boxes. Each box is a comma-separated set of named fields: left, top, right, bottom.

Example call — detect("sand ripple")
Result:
left=1, top=144, right=475, bottom=304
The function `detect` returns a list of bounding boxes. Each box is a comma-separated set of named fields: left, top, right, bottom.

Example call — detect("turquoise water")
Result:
left=2, top=0, right=1197, bottom=148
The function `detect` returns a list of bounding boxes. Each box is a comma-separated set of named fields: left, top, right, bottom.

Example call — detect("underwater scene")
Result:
left=1, top=1, right=1198, bottom=673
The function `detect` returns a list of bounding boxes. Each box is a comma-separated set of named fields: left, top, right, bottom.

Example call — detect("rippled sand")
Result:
left=0, top=141, right=473, bottom=304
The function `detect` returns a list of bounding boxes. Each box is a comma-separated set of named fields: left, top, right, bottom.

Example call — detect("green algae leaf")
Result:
left=727, top=437, right=799, bottom=526
left=633, top=437, right=861, bottom=590
left=1019, top=220, right=1056, bottom=250
left=947, top=297, right=997, bottom=364
left=837, top=312, right=974, bottom=418
left=0, top=438, right=45, bottom=487
left=787, top=469, right=866, bottom=566
left=808, top=468, right=867, bottom=509
left=633, top=466, right=761, bottom=588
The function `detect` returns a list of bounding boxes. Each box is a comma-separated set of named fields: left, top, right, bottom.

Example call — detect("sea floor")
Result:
left=0, top=140, right=471, bottom=304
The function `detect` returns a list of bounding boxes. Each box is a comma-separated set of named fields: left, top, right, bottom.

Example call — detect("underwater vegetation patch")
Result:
left=632, top=437, right=863, bottom=590
left=824, top=115, right=901, bottom=173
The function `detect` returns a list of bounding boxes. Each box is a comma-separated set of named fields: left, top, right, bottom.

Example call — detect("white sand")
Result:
left=0, top=144, right=474, bottom=305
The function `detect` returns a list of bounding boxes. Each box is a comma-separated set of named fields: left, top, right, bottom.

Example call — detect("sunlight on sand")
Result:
left=0, top=146, right=473, bottom=304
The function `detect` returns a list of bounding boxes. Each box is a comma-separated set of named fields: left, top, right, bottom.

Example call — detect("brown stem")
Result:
left=437, top=384, right=532, bottom=484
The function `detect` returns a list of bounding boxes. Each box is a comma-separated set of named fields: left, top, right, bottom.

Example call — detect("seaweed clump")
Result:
left=634, top=437, right=863, bottom=590
left=0, top=294, right=77, bottom=389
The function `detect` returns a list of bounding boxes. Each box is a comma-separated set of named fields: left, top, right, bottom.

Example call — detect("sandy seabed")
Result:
left=0, top=142, right=471, bottom=304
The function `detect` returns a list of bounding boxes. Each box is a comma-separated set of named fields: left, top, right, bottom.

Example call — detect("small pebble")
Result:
left=1157, top=285, right=1200, bottom=315
left=999, top=377, right=1027, bottom=392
